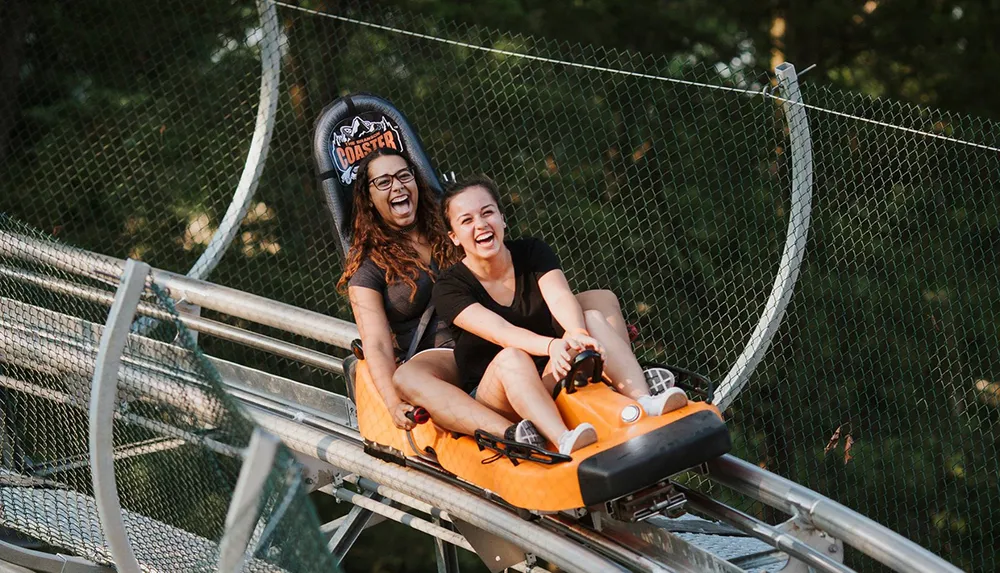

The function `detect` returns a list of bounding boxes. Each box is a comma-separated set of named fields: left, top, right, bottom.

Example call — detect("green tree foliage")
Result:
left=385, top=0, right=1000, bottom=120
left=1, top=1, right=999, bottom=572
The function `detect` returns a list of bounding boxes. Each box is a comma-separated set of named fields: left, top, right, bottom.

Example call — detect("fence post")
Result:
left=186, top=0, right=282, bottom=280
left=89, top=258, right=149, bottom=573
left=218, top=428, right=281, bottom=573
left=714, top=61, right=814, bottom=411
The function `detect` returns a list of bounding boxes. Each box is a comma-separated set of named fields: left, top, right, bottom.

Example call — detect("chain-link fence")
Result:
left=1, top=1, right=998, bottom=571
left=0, top=217, right=338, bottom=571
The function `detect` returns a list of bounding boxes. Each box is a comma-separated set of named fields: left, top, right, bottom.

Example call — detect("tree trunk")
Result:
left=0, top=0, right=31, bottom=162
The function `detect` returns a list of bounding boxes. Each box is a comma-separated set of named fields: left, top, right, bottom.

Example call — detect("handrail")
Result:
left=706, top=455, right=963, bottom=573
left=0, top=230, right=360, bottom=348
left=1, top=264, right=344, bottom=374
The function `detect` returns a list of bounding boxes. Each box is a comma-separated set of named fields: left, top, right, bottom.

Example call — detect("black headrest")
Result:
left=313, top=93, right=442, bottom=258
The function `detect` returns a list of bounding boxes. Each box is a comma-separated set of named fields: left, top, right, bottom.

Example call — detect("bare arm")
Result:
left=452, top=303, right=553, bottom=357
left=453, top=302, right=588, bottom=379
left=537, top=269, right=588, bottom=335
left=538, top=269, right=606, bottom=366
left=348, top=286, right=405, bottom=410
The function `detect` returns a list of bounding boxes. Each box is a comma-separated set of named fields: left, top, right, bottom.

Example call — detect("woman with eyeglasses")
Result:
left=339, top=148, right=538, bottom=443
left=339, top=148, right=677, bottom=450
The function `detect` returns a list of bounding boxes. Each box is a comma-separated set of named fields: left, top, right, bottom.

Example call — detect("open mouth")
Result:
left=474, top=231, right=496, bottom=247
left=389, top=195, right=412, bottom=216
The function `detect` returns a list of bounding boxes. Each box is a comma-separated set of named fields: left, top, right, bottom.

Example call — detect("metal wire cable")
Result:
left=274, top=0, right=1000, bottom=154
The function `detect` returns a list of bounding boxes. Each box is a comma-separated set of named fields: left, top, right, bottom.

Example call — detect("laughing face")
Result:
left=366, top=154, right=418, bottom=230
left=445, top=185, right=506, bottom=260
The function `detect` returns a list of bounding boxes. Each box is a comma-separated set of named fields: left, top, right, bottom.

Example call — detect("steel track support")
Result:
left=185, top=0, right=282, bottom=281
left=714, top=61, right=814, bottom=411
left=327, top=492, right=383, bottom=564
left=433, top=518, right=460, bottom=573
left=774, top=516, right=844, bottom=572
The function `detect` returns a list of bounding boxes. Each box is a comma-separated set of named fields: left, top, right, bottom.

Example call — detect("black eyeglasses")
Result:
left=369, top=168, right=415, bottom=191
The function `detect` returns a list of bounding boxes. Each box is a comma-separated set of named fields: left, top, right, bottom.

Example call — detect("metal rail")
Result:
left=348, top=475, right=453, bottom=522
left=186, top=0, right=282, bottom=281
left=218, top=429, right=282, bottom=573
left=0, top=236, right=965, bottom=573
left=88, top=260, right=147, bottom=573
left=0, top=264, right=345, bottom=374
left=32, top=437, right=187, bottom=477
left=0, top=539, right=114, bottom=573
left=714, top=61, right=814, bottom=410
left=319, top=485, right=473, bottom=552
left=0, top=374, right=239, bottom=458
left=707, top=455, right=963, bottom=573
left=0, top=230, right=361, bottom=348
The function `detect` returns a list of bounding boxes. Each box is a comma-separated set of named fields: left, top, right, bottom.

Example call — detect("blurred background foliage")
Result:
left=1, top=0, right=999, bottom=571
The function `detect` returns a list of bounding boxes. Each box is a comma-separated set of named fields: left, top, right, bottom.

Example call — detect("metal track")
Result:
left=0, top=235, right=964, bottom=573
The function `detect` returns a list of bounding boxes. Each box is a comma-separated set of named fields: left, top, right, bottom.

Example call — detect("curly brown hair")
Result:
left=337, top=148, right=461, bottom=300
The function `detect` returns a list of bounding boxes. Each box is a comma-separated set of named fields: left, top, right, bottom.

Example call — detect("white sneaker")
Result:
left=557, top=423, right=598, bottom=455
left=644, top=367, right=676, bottom=396
left=638, top=387, right=688, bottom=416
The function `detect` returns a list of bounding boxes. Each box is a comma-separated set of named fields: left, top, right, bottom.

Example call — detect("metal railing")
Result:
left=0, top=230, right=965, bottom=573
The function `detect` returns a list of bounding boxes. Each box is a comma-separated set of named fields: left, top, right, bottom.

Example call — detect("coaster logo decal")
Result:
left=330, top=114, right=405, bottom=185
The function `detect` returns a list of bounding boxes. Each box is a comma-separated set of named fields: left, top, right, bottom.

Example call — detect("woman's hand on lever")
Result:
left=563, top=331, right=606, bottom=360
left=550, top=330, right=606, bottom=380
left=390, top=400, right=417, bottom=431
left=548, top=337, right=578, bottom=380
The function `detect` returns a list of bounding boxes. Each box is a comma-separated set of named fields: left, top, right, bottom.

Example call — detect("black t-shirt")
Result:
left=348, top=257, right=455, bottom=359
left=433, top=237, right=564, bottom=391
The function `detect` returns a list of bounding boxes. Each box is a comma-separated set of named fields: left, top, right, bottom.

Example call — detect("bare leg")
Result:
left=393, top=350, right=511, bottom=436
left=576, top=289, right=630, bottom=343
left=583, top=309, right=651, bottom=400
left=474, top=348, right=569, bottom=444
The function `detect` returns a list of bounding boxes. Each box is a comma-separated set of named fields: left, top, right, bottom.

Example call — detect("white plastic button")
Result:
left=621, top=404, right=641, bottom=423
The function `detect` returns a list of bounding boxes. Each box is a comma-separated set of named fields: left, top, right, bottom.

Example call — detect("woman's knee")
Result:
left=583, top=308, right=607, bottom=327
left=392, top=363, right=420, bottom=399
left=393, top=352, right=459, bottom=397
left=492, top=347, right=536, bottom=371
left=578, top=289, right=621, bottom=314
left=483, top=348, right=541, bottom=395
